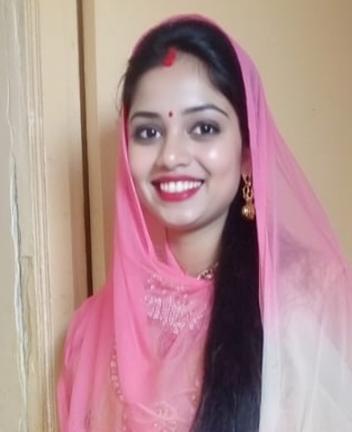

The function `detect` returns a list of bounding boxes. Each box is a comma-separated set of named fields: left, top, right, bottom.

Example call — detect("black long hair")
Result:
left=122, top=17, right=263, bottom=432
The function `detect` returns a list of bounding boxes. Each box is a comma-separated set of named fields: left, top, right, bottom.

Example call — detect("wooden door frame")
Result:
left=1, top=1, right=88, bottom=430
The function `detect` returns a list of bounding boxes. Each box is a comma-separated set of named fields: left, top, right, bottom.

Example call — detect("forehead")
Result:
left=130, top=53, right=231, bottom=112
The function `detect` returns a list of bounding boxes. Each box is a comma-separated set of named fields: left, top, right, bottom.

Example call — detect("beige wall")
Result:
left=84, top=0, right=352, bottom=291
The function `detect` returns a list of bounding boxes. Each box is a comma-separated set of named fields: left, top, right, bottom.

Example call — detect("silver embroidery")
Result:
left=110, top=348, right=131, bottom=430
left=145, top=274, right=208, bottom=335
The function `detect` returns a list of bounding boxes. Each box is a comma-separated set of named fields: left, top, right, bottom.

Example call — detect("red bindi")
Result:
left=168, top=111, right=173, bottom=117
left=162, top=47, right=177, bottom=67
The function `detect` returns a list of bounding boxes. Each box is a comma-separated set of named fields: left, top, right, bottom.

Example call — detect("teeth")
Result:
left=159, top=180, right=202, bottom=193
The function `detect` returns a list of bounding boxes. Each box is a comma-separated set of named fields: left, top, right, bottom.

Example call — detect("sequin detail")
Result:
left=189, top=377, right=202, bottom=408
left=110, top=348, right=124, bottom=401
left=145, top=274, right=208, bottom=336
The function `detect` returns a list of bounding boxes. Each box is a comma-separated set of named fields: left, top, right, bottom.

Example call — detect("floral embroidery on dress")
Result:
left=148, top=401, right=179, bottom=431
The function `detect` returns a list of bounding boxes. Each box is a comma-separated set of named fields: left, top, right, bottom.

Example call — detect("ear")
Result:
left=241, top=147, right=252, bottom=178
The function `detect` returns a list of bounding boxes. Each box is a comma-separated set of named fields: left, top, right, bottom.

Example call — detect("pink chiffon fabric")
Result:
left=58, top=15, right=352, bottom=431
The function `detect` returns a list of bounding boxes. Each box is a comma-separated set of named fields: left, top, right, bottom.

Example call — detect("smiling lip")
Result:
left=151, top=176, right=204, bottom=202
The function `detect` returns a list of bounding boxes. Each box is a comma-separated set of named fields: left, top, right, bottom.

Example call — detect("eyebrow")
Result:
left=183, top=104, right=229, bottom=117
left=129, top=103, right=229, bottom=121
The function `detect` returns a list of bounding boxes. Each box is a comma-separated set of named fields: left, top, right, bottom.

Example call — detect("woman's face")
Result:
left=127, top=52, right=245, bottom=232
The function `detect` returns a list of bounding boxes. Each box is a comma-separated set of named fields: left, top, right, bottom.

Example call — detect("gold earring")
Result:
left=241, top=175, right=256, bottom=220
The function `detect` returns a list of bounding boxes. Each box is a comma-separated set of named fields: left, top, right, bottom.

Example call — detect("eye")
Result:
left=133, top=126, right=162, bottom=142
left=191, top=122, right=220, bottom=137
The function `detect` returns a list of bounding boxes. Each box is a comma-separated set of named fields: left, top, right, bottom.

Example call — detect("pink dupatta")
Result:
left=58, top=15, right=352, bottom=431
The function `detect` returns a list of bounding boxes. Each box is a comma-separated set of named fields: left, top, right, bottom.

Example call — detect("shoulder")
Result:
left=62, top=288, right=110, bottom=365
left=57, top=290, right=110, bottom=427
left=64, top=294, right=97, bottom=350
left=59, top=289, right=111, bottom=390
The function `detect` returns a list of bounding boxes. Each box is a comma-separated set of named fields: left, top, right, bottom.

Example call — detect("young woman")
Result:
left=58, top=15, right=352, bottom=432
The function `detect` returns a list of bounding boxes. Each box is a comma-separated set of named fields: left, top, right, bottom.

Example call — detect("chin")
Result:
left=156, top=216, right=201, bottom=232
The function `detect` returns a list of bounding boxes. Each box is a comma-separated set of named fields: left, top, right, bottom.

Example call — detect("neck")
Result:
left=166, top=214, right=227, bottom=277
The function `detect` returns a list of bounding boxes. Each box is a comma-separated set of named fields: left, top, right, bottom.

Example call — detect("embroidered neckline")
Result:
left=144, top=273, right=209, bottom=336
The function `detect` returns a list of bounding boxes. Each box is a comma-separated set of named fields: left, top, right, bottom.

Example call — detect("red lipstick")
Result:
left=151, top=176, right=204, bottom=202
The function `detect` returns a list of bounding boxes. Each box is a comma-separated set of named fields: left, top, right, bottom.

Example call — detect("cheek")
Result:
left=205, top=141, right=242, bottom=180
left=128, top=145, right=154, bottom=183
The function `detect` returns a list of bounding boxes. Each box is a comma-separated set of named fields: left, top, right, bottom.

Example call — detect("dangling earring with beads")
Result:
left=241, top=175, right=256, bottom=220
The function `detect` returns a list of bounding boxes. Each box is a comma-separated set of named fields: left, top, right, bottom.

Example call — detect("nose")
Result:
left=155, top=131, right=192, bottom=170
